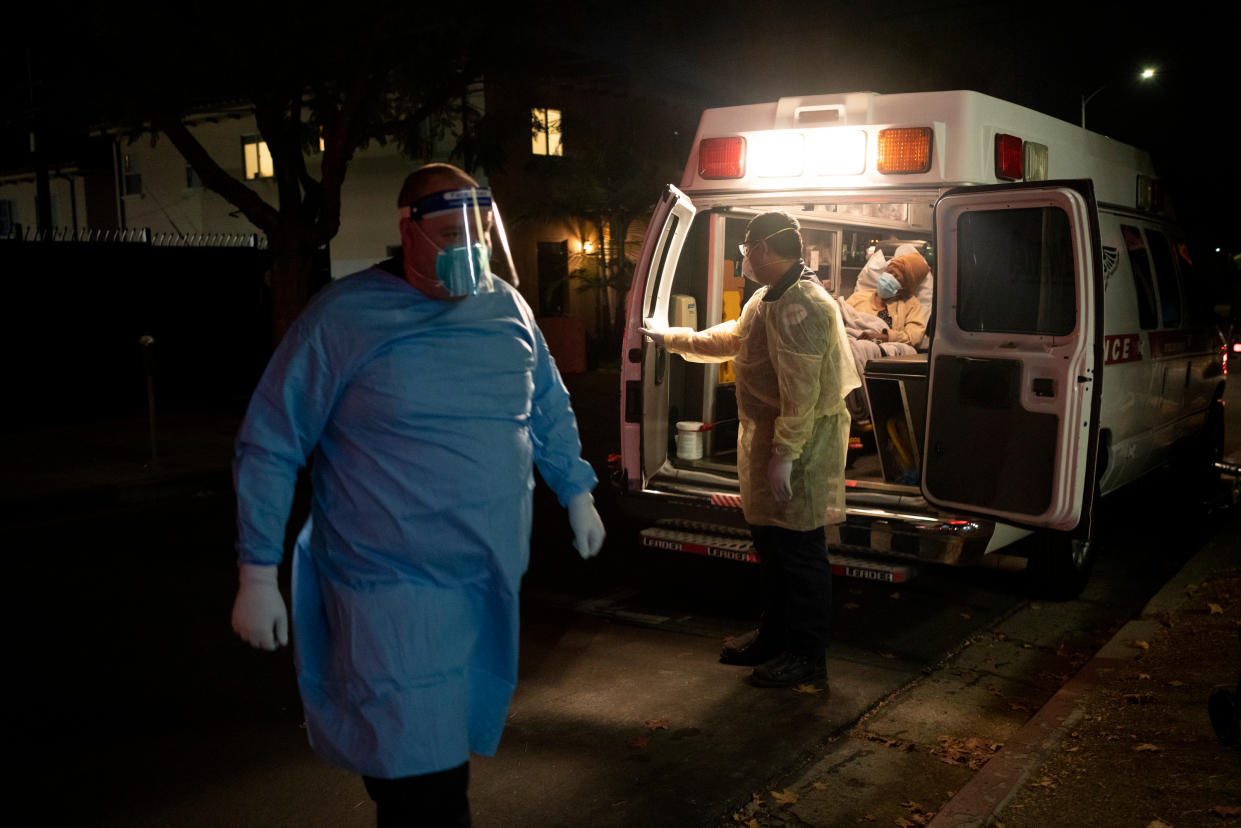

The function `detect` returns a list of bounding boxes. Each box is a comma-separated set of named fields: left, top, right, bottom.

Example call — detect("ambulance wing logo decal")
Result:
left=1101, top=246, right=1119, bottom=288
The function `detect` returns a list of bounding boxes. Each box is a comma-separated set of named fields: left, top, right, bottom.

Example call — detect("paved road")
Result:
left=7, top=373, right=1237, bottom=827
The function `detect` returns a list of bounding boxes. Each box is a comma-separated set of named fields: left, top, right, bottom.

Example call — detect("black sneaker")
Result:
left=720, top=629, right=781, bottom=666
left=749, top=651, right=828, bottom=688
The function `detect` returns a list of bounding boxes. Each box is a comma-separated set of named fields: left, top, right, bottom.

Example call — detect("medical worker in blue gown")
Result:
left=230, top=163, right=605, bottom=827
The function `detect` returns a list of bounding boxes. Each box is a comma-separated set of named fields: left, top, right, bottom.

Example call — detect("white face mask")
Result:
left=877, top=273, right=901, bottom=299
left=741, top=255, right=758, bottom=283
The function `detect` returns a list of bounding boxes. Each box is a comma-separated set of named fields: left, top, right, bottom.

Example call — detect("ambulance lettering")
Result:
left=1104, top=334, right=1142, bottom=365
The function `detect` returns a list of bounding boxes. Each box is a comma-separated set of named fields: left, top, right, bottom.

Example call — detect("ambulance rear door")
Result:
left=923, top=180, right=1103, bottom=532
left=620, top=184, right=696, bottom=489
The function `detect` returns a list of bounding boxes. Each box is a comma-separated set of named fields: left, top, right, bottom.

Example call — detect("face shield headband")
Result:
left=400, top=187, right=499, bottom=300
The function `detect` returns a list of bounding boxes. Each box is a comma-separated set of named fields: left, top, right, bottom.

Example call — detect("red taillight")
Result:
left=995, top=133, right=1024, bottom=180
left=698, top=137, right=745, bottom=179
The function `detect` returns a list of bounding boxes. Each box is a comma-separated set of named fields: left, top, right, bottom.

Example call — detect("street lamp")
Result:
left=1081, top=67, right=1157, bottom=128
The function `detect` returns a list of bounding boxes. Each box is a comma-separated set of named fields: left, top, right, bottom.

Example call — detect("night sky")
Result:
left=6, top=1, right=1239, bottom=249
left=558, top=0, right=1241, bottom=249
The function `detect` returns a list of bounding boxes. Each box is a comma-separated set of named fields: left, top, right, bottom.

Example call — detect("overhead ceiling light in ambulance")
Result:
left=751, top=132, right=805, bottom=177
left=994, top=133, right=1024, bottom=180
left=698, top=137, right=745, bottom=179
left=876, top=127, right=933, bottom=174
left=810, top=129, right=866, bottom=176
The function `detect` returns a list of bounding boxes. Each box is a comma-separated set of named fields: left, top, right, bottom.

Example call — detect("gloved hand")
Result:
left=567, top=491, right=606, bottom=559
left=638, top=327, right=666, bottom=348
left=231, top=563, right=289, bottom=651
left=768, top=454, right=793, bottom=503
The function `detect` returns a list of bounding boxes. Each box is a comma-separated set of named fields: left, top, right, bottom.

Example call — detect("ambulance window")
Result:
left=1145, top=229, right=1181, bottom=327
left=956, top=207, right=1074, bottom=336
left=1121, top=225, right=1158, bottom=330
left=1175, top=238, right=1213, bottom=326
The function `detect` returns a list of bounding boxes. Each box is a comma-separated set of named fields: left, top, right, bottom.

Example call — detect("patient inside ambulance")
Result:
left=840, top=243, right=933, bottom=427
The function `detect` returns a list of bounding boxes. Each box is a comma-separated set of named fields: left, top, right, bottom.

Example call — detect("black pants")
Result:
left=750, top=524, right=832, bottom=656
left=363, top=761, right=470, bottom=828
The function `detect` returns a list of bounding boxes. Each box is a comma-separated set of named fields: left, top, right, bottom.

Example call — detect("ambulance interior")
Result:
left=658, top=199, right=935, bottom=487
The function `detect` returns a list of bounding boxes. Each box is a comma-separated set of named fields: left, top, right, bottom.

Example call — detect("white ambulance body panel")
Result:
left=619, top=90, right=1224, bottom=591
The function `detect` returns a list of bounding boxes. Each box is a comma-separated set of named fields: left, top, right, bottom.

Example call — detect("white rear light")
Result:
left=1024, top=142, right=1049, bottom=181
left=751, top=132, right=805, bottom=177
left=810, top=129, right=866, bottom=176
left=698, top=137, right=745, bottom=179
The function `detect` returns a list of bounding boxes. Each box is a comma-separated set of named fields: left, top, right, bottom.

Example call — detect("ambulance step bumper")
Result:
left=638, top=520, right=917, bottom=584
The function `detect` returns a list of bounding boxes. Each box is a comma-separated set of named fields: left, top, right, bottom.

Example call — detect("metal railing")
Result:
left=0, top=225, right=268, bottom=248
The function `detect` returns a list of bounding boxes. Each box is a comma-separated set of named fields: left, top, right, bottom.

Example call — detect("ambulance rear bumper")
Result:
left=617, top=484, right=995, bottom=566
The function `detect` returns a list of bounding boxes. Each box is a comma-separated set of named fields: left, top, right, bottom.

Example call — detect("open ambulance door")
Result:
left=922, top=181, right=1103, bottom=533
left=620, top=184, right=696, bottom=489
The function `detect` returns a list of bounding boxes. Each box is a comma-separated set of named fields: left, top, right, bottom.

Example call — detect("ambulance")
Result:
left=617, top=90, right=1226, bottom=597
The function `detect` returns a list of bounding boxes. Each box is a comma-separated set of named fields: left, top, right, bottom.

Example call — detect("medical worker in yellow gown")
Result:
left=643, top=211, right=858, bottom=688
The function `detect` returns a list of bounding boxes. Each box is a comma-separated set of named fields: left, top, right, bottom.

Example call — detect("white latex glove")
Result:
left=231, top=563, right=289, bottom=651
left=768, top=454, right=793, bottom=503
left=567, top=491, right=606, bottom=559
left=638, top=327, right=666, bottom=348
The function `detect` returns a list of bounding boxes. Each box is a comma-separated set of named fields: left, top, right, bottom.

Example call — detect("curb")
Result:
left=926, top=527, right=1238, bottom=828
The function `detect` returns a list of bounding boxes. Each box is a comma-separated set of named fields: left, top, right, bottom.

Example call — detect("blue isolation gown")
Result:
left=233, top=265, right=597, bottom=779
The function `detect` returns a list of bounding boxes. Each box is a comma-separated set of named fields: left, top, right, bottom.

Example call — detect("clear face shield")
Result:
left=400, top=187, right=518, bottom=300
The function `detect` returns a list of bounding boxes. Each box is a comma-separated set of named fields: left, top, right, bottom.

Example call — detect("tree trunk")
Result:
left=267, top=226, right=317, bottom=345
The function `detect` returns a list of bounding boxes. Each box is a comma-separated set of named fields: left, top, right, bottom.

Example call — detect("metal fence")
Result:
left=0, top=225, right=268, bottom=247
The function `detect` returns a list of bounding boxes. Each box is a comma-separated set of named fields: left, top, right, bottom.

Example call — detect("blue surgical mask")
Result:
left=876, top=273, right=900, bottom=299
left=436, top=243, right=491, bottom=297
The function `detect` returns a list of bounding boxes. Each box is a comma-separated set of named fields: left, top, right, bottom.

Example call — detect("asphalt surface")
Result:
left=4, top=369, right=1239, bottom=827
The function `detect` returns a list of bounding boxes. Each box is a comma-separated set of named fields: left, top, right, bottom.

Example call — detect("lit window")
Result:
left=531, top=107, right=562, bottom=156
left=242, top=135, right=274, bottom=179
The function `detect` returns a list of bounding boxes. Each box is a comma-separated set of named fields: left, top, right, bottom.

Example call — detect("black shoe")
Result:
left=720, top=629, right=781, bottom=666
left=749, top=651, right=828, bottom=688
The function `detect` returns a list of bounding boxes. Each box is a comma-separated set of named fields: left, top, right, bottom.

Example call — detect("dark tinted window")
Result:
left=957, top=207, right=1074, bottom=335
left=1122, top=225, right=1158, bottom=330
left=1145, top=228, right=1181, bottom=327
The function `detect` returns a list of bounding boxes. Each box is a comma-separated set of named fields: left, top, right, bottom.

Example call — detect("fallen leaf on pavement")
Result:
left=770, top=789, right=798, bottom=805
left=1213, top=805, right=1241, bottom=818
left=812, top=781, right=827, bottom=791
left=1031, top=775, right=1056, bottom=789
left=644, top=719, right=669, bottom=730
left=794, top=683, right=824, bottom=694
left=1134, top=743, right=1161, bottom=752
left=986, top=684, right=1004, bottom=696
left=1009, top=702, right=1031, bottom=713
left=932, top=735, right=1001, bottom=769
left=1138, top=673, right=1152, bottom=680
left=960, top=612, right=972, bottom=620
left=1208, top=603, right=1224, bottom=615
left=628, top=734, right=650, bottom=749
left=1146, top=820, right=1173, bottom=828
left=1168, top=680, right=1185, bottom=687
left=1132, top=640, right=1151, bottom=650
left=1123, top=692, right=1156, bottom=704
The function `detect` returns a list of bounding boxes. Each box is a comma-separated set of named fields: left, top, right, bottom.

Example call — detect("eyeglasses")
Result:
left=738, top=226, right=795, bottom=257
